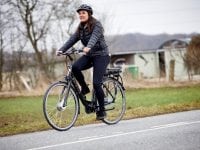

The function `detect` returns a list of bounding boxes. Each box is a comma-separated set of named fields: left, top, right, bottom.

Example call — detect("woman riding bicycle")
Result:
left=56, top=4, right=110, bottom=120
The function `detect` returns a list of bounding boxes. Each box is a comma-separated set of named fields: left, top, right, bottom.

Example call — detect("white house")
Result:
left=110, top=38, right=192, bottom=81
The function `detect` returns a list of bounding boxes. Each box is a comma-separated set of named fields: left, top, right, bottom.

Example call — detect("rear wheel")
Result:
left=102, top=78, right=126, bottom=124
left=43, top=81, right=79, bottom=131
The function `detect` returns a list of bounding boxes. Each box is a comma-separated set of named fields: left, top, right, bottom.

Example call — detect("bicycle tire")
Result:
left=43, top=81, right=79, bottom=131
left=102, top=77, right=126, bottom=125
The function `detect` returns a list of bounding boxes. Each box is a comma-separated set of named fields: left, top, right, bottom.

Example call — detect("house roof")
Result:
left=158, top=38, right=191, bottom=49
left=110, top=38, right=191, bottom=55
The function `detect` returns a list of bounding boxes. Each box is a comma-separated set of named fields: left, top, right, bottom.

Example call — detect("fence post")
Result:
left=169, top=59, right=175, bottom=81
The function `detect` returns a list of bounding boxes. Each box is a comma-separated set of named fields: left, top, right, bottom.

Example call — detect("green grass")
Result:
left=0, top=97, right=45, bottom=136
left=125, top=85, right=200, bottom=118
left=0, top=85, right=200, bottom=136
left=126, top=86, right=200, bottom=107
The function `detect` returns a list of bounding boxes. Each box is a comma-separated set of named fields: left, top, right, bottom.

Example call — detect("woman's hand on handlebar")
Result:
left=83, top=47, right=91, bottom=54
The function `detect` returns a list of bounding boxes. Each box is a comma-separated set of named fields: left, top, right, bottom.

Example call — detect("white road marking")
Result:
left=151, top=122, right=188, bottom=128
left=27, top=120, right=200, bottom=150
left=113, top=131, right=124, bottom=134
left=79, top=136, right=98, bottom=140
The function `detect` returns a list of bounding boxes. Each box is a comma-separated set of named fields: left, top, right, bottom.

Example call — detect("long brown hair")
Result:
left=76, top=14, right=97, bottom=36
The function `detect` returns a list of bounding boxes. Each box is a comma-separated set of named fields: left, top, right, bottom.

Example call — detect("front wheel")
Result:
left=43, top=81, right=79, bottom=131
left=102, top=78, right=126, bottom=125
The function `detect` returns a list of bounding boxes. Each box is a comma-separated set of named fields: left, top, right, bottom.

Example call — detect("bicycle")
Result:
left=43, top=48, right=126, bottom=131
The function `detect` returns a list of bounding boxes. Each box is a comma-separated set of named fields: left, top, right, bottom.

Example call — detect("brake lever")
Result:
left=62, top=48, right=83, bottom=55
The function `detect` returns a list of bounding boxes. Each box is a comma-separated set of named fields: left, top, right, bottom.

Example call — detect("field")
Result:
left=0, top=85, right=200, bottom=136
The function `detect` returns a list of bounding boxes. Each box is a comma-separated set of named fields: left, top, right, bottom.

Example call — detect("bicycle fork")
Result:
left=56, top=81, right=71, bottom=111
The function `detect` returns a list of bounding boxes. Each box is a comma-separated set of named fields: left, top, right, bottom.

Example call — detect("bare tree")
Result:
left=10, top=0, right=51, bottom=76
left=10, top=0, right=79, bottom=75
left=0, top=27, right=4, bottom=91
left=0, top=0, right=11, bottom=91
left=184, top=35, right=200, bottom=78
left=0, top=0, right=81, bottom=92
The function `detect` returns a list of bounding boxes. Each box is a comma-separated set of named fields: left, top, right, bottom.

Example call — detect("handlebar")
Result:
left=59, top=48, right=83, bottom=56
left=57, top=48, right=83, bottom=62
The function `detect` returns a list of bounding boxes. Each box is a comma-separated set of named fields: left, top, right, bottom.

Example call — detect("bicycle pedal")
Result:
left=104, top=98, right=113, bottom=104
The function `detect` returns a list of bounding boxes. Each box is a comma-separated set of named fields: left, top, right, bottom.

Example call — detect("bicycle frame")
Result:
left=62, top=55, right=95, bottom=112
left=43, top=48, right=126, bottom=130
left=60, top=48, right=125, bottom=113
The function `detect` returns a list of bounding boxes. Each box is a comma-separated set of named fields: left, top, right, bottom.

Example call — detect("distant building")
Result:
left=110, top=38, right=192, bottom=81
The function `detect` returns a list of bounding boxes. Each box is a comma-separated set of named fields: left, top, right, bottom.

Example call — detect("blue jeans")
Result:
left=72, top=55, right=110, bottom=111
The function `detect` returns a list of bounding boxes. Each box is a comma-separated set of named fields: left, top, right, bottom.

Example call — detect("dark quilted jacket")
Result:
left=59, top=20, right=109, bottom=56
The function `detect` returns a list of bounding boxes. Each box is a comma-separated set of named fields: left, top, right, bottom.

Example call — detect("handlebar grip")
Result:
left=58, top=48, right=83, bottom=55
left=77, top=49, right=83, bottom=53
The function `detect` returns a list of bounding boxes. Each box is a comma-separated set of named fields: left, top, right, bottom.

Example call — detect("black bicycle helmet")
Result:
left=76, top=4, right=93, bottom=15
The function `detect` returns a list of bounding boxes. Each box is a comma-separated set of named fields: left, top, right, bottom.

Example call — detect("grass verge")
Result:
left=0, top=85, right=200, bottom=136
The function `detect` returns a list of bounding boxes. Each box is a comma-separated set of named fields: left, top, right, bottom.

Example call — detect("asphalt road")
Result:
left=1, top=110, right=200, bottom=150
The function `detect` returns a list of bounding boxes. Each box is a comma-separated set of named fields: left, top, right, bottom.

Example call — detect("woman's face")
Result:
left=78, top=10, right=89, bottom=23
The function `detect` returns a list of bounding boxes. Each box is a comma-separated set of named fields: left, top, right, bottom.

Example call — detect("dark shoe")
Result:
left=81, top=86, right=90, bottom=95
left=96, top=111, right=107, bottom=120
left=84, top=101, right=94, bottom=114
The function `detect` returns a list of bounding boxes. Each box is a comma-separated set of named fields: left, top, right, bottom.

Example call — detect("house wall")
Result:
left=53, top=48, right=189, bottom=81
left=134, top=52, right=159, bottom=78
left=164, top=48, right=188, bottom=80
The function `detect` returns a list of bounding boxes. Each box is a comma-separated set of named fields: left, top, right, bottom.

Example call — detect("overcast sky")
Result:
left=81, top=0, right=200, bottom=35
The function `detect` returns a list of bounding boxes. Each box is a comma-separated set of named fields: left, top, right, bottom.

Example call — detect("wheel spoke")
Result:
left=43, top=82, right=78, bottom=131
left=102, top=78, right=126, bottom=124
